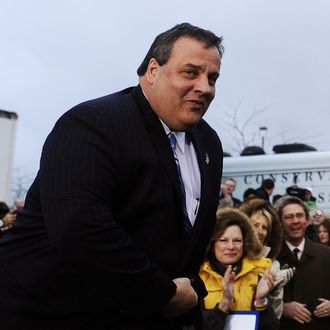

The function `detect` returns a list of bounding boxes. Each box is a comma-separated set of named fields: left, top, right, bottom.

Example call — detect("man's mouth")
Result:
left=186, top=100, right=205, bottom=109
left=290, top=227, right=301, bottom=234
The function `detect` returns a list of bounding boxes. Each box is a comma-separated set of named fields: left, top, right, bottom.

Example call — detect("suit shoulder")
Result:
left=307, top=239, right=330, bottom=259
left=74, top=86, right=136, bottom=111
left=57, top=86, right=138, bottom=125
left=310, top=240, right=330, bottom=253
left=48, top=86, right=139, bottom=140
left=197, top=120, right=222, bottom=146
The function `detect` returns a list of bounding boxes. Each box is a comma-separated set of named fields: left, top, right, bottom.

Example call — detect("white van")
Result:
left=0, top=110, right=18, bottom=203
left=222, top=151, right=330, bottom=212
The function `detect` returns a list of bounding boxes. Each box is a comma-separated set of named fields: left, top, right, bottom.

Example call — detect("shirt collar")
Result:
left=285, top=238, right=305, bottom=253
left=159, top=119, right=186, bottom=154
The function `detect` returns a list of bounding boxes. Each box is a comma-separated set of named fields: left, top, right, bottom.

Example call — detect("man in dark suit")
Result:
left=0, top=23, right=224, bottom=329
left=276, top=196, right=330, bottom=330
left=219, top=177, right=242, bottom=208
left=255, top=178, right=275, bottom=203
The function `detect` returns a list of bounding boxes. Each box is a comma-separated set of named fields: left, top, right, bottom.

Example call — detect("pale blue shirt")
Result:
left=160, top=121, right=201, bottom=226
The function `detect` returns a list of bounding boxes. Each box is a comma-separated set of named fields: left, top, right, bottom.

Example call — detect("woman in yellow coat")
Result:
left=200, top=208, right=279, bottom=329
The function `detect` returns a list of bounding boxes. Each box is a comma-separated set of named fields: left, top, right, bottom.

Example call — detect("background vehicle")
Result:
left=0, top=110, right=18, bottom=203
left=223, top=151, right=330, bottom=212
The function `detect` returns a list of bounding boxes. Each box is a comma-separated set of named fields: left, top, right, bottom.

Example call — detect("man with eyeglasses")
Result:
left=276, top=196, right=330, bottom=330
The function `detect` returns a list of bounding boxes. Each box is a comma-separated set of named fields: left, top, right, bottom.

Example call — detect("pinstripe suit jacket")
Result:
left=0, top=85, right=223, bottom=329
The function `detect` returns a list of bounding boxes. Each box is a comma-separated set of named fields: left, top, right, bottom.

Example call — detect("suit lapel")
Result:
left=133, top=85, right=214, bottom=270
left=132, top=86, right=182, bottom=200
left=300, top=238, right=316, bottom=264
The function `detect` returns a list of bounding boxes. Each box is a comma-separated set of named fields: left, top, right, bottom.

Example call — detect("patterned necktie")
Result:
left=168, top=132, right=192, bottom=235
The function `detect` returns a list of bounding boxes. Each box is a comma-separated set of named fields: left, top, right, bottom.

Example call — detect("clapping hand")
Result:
left=255, top=270, right=275, bottom=300
left=217, top=265, right=235, bottom=313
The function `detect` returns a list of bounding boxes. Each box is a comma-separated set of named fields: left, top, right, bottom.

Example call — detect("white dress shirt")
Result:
left=285, top=238, right=305, bottom=260
left=160, top=121, right=201, bottom=226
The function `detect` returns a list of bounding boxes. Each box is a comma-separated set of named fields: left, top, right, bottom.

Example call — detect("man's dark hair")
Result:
left=275, top=196, right=309, bottom=221
left=262, top=178, right=275, bottom=190
left=243, top=188, right=257, bottom=201
left=137, top=22, right=224, bottom=76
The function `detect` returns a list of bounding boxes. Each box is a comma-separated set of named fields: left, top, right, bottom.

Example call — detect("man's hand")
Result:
left=314, top=298, right=330, bottom=318
left=2, top=212, right=16, bottom=227
left=163, top=277, right=198, bottom=318
left=283, top=301, right=312, bottom=324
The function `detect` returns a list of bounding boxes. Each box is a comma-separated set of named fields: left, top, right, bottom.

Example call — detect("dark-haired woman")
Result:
left=200, top=208, right=279, bottom=330
left=318, top=220, right=330, bottom=246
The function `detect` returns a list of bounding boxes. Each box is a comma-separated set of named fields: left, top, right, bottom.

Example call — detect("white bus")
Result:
left=0, top=110, right=18, bottom=203
left=223, top=151, right=330, bottom=212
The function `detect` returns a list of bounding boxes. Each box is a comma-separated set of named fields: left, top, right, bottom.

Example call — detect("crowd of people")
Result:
left=219, top=177, right=330, bottom=245
left=0, top=200, right=23, bottom=237
left=2, top=180, right=329, bottom=329
left=0, top=22, right=329, bottom=330
left=214, top=177, right=330, bottom=329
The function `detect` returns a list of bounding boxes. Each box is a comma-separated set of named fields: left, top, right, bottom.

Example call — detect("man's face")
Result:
left=224, top=180, right=236, bottom=194
left=281, top=203, right=308, bottom=246
left=146, top=37, right=221, bottom=131
left=309, top=208, right=324, bottom=225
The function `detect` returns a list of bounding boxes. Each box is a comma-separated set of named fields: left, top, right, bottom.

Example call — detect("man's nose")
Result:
left=194, top=75, right=213, bottom=94
left=292, top=215, right=299, bottom=223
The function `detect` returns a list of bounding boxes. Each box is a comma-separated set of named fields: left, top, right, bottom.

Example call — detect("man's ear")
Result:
left=145, top=58, right=159, bottom=83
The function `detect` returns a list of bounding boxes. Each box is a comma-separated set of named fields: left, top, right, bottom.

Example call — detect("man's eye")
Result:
left=185, top=70, right=196, bottom=76
left=208, top=77, right=217, bottom=85
left=208, top=75, right=218, bottom=85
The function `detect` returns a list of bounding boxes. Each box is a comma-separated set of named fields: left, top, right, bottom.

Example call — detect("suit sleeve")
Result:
left=39, top=103, right=176, bottom=316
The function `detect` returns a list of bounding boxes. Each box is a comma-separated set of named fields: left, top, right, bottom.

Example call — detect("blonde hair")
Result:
left=240, top=198, right=283, bottom=259
left=252, top=208, right=273, bottom=231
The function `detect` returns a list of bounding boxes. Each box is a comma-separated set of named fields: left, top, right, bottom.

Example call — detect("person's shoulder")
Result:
left=232, top=197, right=242, bottom=206
left=199, top=260, right=214, bottom=276
left=199, top=261, right=222, bottom=288
left=196, top=119, right=218, bottom=136
left=243, top=257, right=272, bottom=272
left=76, top=86, right=136, bottom=110
left=50, top=87, right=138, bottom=136
left=195, top=119, right=222, bottom=151
left=59, top=86, right=138, bottom=124
left=254, top=257, right=272, bottom=269
left=306, top=238, right=330, bottom=257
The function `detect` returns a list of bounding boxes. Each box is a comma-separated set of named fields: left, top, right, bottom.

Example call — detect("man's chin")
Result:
left=184, top=115, right=205, bottom=129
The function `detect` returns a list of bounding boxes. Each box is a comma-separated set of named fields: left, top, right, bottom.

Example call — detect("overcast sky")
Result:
left=1, top=0, right=330, bottom=179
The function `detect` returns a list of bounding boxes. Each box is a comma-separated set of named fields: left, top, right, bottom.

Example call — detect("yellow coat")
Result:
left=200, top=257, right=272, bottom=310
